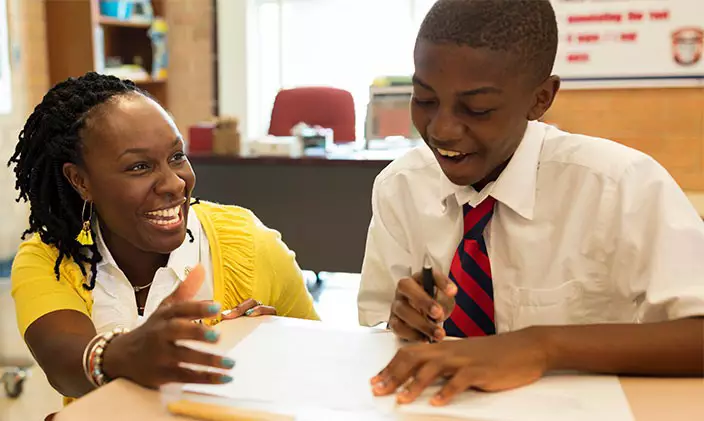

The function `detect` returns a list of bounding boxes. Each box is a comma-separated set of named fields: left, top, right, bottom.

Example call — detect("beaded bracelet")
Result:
left=82, top=327, right=130, bottom=387
left=81, top=334, right=102, bottom=385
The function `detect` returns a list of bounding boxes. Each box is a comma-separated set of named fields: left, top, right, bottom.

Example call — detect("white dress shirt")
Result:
left=91, top=207, right=214, bottom=334
left=358, top=121, right=704, bottom=332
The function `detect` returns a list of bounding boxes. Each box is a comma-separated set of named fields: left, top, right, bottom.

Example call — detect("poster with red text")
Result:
left=551, top=0, right=703, bottom=85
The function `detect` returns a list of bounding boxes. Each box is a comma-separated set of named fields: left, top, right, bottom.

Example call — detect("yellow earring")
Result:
left=76, top=200, right=94, bottom=246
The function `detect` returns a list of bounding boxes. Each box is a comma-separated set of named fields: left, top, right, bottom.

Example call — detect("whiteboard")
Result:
left=552, top=0, right=703, bottom=86
left=0, top=0, right=11, bottom=114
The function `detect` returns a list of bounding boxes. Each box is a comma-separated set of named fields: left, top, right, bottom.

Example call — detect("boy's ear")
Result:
left=527, top=75, right=561, bottom=121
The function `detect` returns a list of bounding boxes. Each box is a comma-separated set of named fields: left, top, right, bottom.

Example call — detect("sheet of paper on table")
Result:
left=394, top=374, right=634, bottom=421
left=183, top=323, right=635, bottom=420
left=184, top=323, right=399, bottom=412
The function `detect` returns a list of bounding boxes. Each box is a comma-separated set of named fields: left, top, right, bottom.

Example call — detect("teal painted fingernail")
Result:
left=220, top=375, right=234, bottom=383
left=222, top=357, right=235, bottom=369
left=208, top=303, right=221, bottom=314
left=205, top=330, right=219, bottom=342
left=244, top=308, right=255, bottom=317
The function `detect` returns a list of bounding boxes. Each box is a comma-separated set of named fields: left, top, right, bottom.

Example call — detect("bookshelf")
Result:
left=45, top=0, right=169, bottom=107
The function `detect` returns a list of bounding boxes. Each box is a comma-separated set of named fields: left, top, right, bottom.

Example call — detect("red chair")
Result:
left=268, top=87, right=356, bottom=143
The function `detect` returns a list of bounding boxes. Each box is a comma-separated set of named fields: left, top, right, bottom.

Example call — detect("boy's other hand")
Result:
left=388, top=270, right=457, bottom=342
left=371, top=328, right=548, bottom=405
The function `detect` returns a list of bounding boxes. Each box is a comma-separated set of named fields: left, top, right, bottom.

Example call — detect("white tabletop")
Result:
left=56, top=316, right=704, bottom=421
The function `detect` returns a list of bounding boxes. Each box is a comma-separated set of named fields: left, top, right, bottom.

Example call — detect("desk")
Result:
left=56, top=317, right=704, bottom=421
left=190, top=154, right=393, bottom=274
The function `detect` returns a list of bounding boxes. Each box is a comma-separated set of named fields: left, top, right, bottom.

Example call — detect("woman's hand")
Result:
left=221, top=298, right=277, bottom=320
left=101, top=265, right=235, bottom=389
left=371, top=328, right=548, bottom=406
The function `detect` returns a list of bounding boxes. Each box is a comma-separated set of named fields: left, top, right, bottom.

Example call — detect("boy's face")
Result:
left=411, top=40, right=559, bottom=187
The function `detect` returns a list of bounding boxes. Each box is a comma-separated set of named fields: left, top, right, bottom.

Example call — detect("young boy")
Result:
left=359, top=0, right=704, bottom=406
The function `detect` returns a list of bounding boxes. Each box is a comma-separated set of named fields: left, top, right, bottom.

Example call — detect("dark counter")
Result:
left=190, top=154, right=392, bottom=274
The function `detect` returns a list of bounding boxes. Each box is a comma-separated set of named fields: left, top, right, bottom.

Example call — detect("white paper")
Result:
left=184, top=323, right=400, bottom=412
left=184, top=323, right=634, bottom=420
left=391, top=374, right=635, bottom=421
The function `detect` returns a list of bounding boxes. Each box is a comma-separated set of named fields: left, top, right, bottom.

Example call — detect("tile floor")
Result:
left=0, top=273, right=362, bottom=421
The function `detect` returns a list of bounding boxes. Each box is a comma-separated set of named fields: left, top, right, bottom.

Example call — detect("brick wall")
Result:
left=0, top=0, right=48, bottom=259
left=165, top=0, right=215, bottom=138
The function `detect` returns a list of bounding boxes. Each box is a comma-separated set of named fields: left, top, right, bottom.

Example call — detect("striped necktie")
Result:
left=444, top=197, right=497, bottom=337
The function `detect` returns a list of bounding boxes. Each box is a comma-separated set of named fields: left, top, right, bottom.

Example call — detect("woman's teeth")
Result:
left=437, top=148, right=465, bottom=158
left=146, top=206, right=181, bottom=224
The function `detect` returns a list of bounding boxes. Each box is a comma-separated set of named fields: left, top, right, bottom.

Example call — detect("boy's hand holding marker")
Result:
left=388, top=260, right=457, bottom=343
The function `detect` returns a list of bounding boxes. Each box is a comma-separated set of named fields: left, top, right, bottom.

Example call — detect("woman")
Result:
left=8, top=72, right=318, bottom=403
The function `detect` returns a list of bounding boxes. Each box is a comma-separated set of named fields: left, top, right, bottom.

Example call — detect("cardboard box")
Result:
left=212, top=116, right=241, bottom=156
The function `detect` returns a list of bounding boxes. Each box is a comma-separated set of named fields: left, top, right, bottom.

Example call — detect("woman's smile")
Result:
left=144, top=202, right=186, bottom=231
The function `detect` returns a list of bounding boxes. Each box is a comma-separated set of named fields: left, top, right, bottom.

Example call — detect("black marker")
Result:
left=422, top=253, right=437, bottom=343
left=422, top=253, right=435, bottom=300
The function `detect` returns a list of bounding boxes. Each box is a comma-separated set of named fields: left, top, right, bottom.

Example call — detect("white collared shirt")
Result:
left=91, top=207, right=214, bottom=334
left=358, top=121, right=704, bottom=332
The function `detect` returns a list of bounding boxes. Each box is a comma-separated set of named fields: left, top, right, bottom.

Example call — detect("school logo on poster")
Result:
left=672, top=27, right=703, bottom=66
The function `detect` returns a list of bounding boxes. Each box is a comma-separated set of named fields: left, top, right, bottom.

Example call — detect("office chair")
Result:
left=268, top=87, right=356, bottom=143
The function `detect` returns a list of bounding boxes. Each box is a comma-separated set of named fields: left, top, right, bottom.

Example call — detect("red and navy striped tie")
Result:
left=444, top=197, right=497, bottom=337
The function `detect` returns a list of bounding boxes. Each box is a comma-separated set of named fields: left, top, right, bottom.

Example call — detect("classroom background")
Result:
left=1, top=0, right=702, bottom=419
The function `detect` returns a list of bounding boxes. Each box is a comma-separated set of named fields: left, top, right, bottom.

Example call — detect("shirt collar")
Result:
left=168, top=207, right=202, bottom=281
left=93, top=218, right=116, bottom=271
left=94, top=206, right=202, bottom=281
left=438, top=121, right=546, bottom=220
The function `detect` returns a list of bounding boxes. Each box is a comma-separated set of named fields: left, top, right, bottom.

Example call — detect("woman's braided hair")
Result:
left=7, top=72, right=192, bottom=290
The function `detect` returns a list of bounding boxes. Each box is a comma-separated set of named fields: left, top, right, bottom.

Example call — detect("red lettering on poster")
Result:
left=578, top=33, right=600, bottom=43
left=650, top=10, right=670, bottom=21
left=628, top=12, right=644, bottom=22
left=568, top=13, right=622, bottom=24
left=620, top=32, right=637, bottom=42
left=567, top=53, right=590, bottom=63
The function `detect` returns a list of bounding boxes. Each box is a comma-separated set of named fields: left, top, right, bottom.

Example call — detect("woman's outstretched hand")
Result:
left=102, top=265, right=236, bottom=389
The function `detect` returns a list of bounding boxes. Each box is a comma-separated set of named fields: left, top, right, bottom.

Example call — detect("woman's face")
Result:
left=64, top=93, right=196, bottom=255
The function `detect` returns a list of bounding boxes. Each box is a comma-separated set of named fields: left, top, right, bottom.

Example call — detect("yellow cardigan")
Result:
left=12, top=201, right=319, bottom=338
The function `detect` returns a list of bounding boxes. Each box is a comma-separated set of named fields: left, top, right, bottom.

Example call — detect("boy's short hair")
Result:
left=417, top=0, right=558, bottom=84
